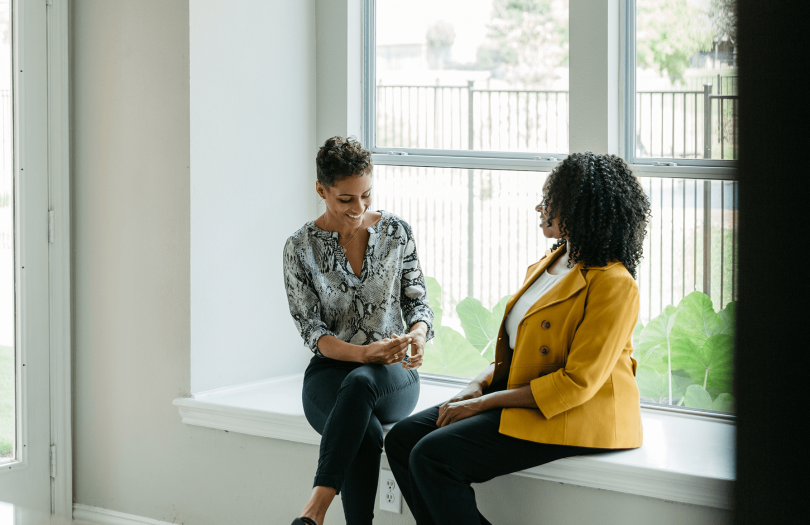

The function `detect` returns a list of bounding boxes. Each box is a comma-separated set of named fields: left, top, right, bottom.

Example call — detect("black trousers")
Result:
left=302, top=355, right=420, bottom=525
left=384, top=405, right=601, bottom=525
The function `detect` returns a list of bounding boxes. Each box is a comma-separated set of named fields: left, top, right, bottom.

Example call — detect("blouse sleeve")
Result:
left=283, top=237, right=336, bottom=357
left=399, top=221, right=435, bottom=341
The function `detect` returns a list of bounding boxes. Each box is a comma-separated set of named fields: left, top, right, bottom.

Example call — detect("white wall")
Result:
left=189, top=0, right=317, bottom=393
left=72, top=1, right=732, bottom=524
left=315, top=0, right=363, bottom=146
left=569, top=0, right=620, bottom=154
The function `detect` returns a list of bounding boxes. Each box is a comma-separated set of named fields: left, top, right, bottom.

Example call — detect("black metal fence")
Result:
left=377, top=75, right=738, bottom=160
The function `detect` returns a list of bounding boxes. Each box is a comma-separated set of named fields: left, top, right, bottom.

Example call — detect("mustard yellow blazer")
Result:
left=491, top=246, right=643, bottom=449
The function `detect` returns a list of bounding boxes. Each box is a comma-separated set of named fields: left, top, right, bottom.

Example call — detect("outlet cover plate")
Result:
left=379, top=468, right=402, bottom=514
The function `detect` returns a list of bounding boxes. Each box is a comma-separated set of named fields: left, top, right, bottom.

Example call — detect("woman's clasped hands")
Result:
left=362, top=335, right=413, bottom=365
left=437, top=380, right=487, bottom=428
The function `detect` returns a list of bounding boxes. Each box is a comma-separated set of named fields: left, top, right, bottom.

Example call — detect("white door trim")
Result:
left=46, top=0, right=71, bottom=517
left=0, top=0, right=53, bottom=513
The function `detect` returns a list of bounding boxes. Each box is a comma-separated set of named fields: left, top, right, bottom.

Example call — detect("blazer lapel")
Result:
left=503, top=247, right=564, bottom=318
left=521, top=261, right=587, bottom=321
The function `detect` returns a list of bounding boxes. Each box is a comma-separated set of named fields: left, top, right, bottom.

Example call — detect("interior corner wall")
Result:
left=189, top=0, right=317, bottom=393
left=72, top=2, right=335, bottom=524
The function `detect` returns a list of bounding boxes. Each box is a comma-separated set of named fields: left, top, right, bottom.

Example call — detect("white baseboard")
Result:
left=73, top=504, right=176, bottom=525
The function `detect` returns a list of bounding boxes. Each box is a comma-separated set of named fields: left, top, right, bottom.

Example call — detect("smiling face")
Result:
left=317, top=169, right=373, bottom=227
left=536, top=180, right=563, bottom=239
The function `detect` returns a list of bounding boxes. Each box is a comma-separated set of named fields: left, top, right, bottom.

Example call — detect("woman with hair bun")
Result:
left=384, top=152, right=651, bottom=525
left=284, top=136, right=433, bottom=525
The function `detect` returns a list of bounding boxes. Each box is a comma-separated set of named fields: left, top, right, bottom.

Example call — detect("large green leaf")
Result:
left=456, top=297, right=501, bottom=357
left=634, top=306, right=677, bottom=375
left=670, top=292, right=721, bottom=346
left=424, top=276, right=443, bottom=328
left=482, top=295, right=512, bottom=362
left=636, top=368, right=692, bottom=402
left=420, top=327, right=489, bottom=378
left=712, top=393, right=735, bottom=413
left=491, top=295, right=512, bottom=322
left=634, top=342, right=668, bottom=374
left=669, top=334, right=734, bottom=393
left=684, top=384, right=714, bottom=410
left=716, top=302, right=736, bottom=337
left=637, top=305, right=678, bottom=359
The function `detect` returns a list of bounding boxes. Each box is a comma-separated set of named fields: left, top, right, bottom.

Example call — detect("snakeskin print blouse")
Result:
left=283, top=210, right=434, bottom=357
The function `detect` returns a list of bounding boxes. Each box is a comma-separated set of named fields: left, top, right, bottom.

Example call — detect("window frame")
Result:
left=363, top=0, right=737, bottom=419
left=622, top=0, right=738, bottom=174
left=362, top=0, right=567, bottom=171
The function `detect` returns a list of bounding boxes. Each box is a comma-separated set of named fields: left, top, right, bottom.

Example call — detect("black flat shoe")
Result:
left=291, top=518, right=317, bottom=525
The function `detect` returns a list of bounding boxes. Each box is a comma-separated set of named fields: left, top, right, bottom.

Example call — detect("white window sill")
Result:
left=173, top=373, right=734, bottom=510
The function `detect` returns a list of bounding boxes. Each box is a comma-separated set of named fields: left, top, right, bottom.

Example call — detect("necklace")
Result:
left=336, top=208, right=367, bottom=248
left=339, top=222, right=364, bottom=248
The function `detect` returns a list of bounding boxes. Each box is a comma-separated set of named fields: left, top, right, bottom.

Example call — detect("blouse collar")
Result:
left=306, top=210, right=388, bottom=241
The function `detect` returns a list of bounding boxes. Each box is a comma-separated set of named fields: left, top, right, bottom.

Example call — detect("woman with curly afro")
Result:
left=284, top=137, right=433, bottom=525
left=385, top=151, right=652, bottom=525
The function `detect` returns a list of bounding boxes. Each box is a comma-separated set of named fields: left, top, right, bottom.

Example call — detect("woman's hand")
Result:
left=435, top=381, right=486, bottom=427
left=399, top=322, right=428, bottom=370
left=362, top=335, right=412, bottom=365
left=436, top=396, right=488, bottom=428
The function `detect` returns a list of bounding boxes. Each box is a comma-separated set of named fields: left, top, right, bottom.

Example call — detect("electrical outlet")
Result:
left=379, top=468, right=402, bottom=514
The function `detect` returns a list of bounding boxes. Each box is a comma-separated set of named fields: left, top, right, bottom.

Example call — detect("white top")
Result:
left=504, top=263, right=572, bottom=349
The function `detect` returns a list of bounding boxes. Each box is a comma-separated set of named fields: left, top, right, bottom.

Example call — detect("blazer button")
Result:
left=541, top=320, right=551, bottom=329
left=540, top=346, right=550, bottom=355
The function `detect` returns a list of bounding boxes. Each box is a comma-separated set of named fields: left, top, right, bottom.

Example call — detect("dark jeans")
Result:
left=302, top=355, right=420, bottom=525
left=384, top=405, right=601, bottom=525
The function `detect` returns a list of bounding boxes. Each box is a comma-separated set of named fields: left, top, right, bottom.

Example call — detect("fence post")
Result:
left=703, top=181, right=712, bottom=300
left=467, top=80, right=475, bottom=299
left=702, top=83, right=713, bottom=300
left=703, top=83, right=712, bottom=160
left=433, top=78, right=440, bottom=148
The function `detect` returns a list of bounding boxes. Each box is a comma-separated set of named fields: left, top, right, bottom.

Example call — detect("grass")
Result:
left=0, top=345, right=13, bottom=458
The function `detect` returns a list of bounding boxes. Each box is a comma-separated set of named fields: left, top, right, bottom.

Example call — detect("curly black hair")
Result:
left=540, top=152, right=651, bottom=278
left=316, top=136, right=373, bottom=186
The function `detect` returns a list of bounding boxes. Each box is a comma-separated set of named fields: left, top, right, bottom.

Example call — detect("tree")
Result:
left=476, top=0, right=568, bottom=87
left=709, top=0, right=737, bottom=43
left=426, top=20, right=456, bottom=70
left=636, top=0, right=713, bottom=81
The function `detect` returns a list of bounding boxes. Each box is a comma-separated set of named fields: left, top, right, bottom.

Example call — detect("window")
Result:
left=629, top=0, right=737, bottom=414
left=366, top=0, right=737, bottom=414
left=371, top=0, right=569, bottom=159
left=630, top=0, right=737, bottom=163
left=0, top=0, right=13, bottom=463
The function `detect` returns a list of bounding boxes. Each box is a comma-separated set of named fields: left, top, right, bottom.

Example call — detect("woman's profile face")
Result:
left=317, top=170, right=373, bottom=226
left=536, top=180, right=562, bottom=239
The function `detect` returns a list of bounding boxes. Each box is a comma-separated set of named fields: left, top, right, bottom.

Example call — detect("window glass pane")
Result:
left=635, top=177, right=737, bottom=413
left=635, top=0, right=737, bottom=160
left=375, top=166, right=737, bottom=413
left=376, top=0, right=569, bottom=154
left=374, top=166, right=553, bottom=377
left=0, top=0, right=13, bottom=462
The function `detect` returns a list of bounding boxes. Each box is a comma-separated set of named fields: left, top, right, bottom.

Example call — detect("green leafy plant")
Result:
left=420, top=276, right=510, bottom=376
left=420, top=277, right=736, bottom=415
left=634, top=291, right=735, bottom=412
